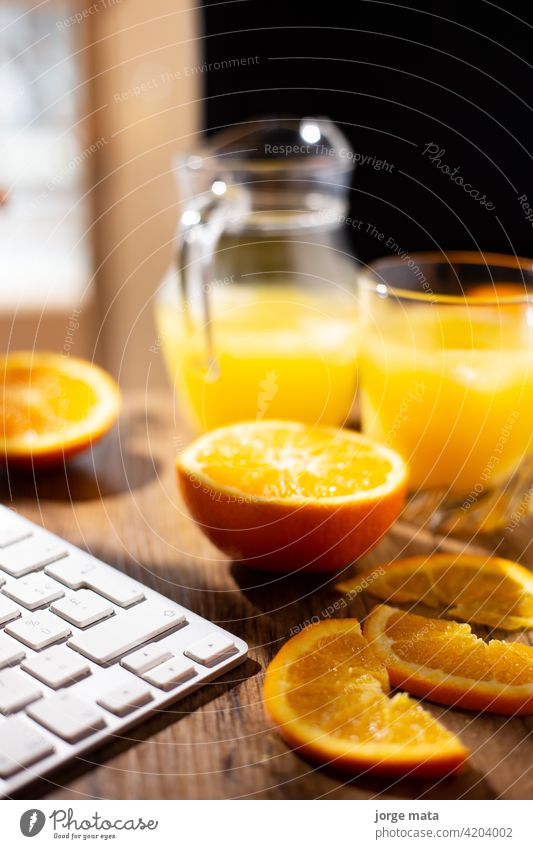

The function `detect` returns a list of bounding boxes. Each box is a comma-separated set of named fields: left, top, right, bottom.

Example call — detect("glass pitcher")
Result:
left=155, top=117, right=360, bottom=432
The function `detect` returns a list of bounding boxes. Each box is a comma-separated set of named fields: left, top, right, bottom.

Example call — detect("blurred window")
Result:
left=0, top=1, right=92, bottom=311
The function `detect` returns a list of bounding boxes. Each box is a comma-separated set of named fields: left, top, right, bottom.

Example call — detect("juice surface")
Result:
left=156, top=283, right=359, bottom=432
left=360, top=304, right=533, bottom=495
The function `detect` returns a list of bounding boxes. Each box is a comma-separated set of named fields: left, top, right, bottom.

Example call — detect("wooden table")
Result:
left=4, top=392, right=532, bottom=800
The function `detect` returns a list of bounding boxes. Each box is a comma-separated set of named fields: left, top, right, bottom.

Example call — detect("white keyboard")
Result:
left=0, top=505, right=248, bottom=797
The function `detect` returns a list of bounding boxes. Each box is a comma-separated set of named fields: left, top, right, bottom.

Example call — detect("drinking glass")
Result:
left=359, top=252, right=533, bottom=534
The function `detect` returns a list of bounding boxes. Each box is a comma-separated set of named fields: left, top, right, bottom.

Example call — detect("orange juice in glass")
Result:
left=359, top=253, right=533, bottom=528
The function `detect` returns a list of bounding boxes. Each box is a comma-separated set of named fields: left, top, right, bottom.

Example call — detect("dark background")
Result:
left=201, top=0, right=533, bottom=263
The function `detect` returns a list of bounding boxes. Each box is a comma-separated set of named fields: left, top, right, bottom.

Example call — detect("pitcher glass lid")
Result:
left=184, top=116, right=354, bottom=187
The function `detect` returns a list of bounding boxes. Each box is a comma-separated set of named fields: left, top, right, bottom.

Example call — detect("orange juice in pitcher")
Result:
left=155, top=118, right=359, bottom=432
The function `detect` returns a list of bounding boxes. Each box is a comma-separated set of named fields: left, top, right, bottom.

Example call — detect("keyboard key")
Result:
left=68, top=601, right=186, bottom=664
left=0, top=716, right=55, bottom=778
left=97, top=680, right=153, bottom=716
left=6, top=610, right=71, bottom=650
left=22, top=646, right=91, bottom=689
left=0, top=668, right=42, bottom=714
left=3, top=573, right=65, bottom=610
left=143, top=658, right=196, bottom=690
left=0, top=572, right=6, bottom=588
left=185, top=632, right=237, bottom=666
left=50, top=590, right=114, bottom=628
left=0, top=523, right=32, bottom=549
left=0, top=633, right=25, bottom=669
left=0, top=595, right=21, bottom=626
left=46, top=556, right=144, bottom=607
left=27, top=693, right=106, bottom=743
left=0, top=538, right=68, bottom=578
left=121, top=643, right=173, bottom=675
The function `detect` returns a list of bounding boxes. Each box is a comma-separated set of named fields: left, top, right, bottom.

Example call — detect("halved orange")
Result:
left=364, top=604, right=533, bottom=714
left=263, top=619, right=468, bottom=777
left=0, top=351, right=120, bottom=467
left=177, top=420, right=408, bottom=572
left=337, top=553, right=533, bottom=630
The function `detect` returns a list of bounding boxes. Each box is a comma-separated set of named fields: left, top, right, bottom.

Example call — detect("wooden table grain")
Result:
left=3, top=392, right=532, bottom=800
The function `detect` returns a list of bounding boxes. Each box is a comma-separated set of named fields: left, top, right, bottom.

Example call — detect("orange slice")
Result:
left=337, top=554, right=533, bottom=630
left=1, top=351, right=120, bottom=467
left=263, top=619, right=468, bottom=777
left=177, top=420, right=408, bottom=572
left=364, top=604, right=533, bottom=714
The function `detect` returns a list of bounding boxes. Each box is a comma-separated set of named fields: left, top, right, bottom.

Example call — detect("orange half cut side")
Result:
left=177, top=420, right=408, bottom=572
left=1, top=351, right=120, bottom=467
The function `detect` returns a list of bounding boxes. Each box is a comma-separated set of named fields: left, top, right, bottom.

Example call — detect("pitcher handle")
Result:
left=177, top=182, right=247, bottom=379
